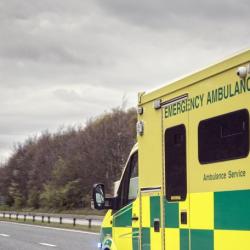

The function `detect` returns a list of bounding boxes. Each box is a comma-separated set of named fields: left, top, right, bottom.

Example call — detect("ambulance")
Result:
left=92, top=49, right=250, bottom=250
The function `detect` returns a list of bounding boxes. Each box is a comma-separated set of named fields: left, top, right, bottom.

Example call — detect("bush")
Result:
left=27, top=189, right=40, bottom=209
left=40, top=184, right=63, bottom=209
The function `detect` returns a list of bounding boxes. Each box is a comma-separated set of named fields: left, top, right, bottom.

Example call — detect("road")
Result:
left=0, top=221, right=100, bottom=250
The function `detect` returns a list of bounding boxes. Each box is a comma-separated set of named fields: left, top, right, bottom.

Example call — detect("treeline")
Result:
left=0, top=108, right=137, bottom=210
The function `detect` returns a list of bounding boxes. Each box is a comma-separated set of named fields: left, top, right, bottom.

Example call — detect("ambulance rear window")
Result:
left=198, top=109, right=249, bottom=164
left=165, top=124, right=187, bottom=202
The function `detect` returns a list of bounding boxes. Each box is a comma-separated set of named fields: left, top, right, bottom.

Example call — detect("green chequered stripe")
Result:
left=165, top=199, right=179, bottom=228
left=150, top=196, right=161, bottom=227
left=113, top=203, right=132, bottom=227
left=214, top=189, right=250, bottom=230
left=104, top=190, right=250, bottom=250
left=141, top=227, right=150, bottom=250
left=180, top=229, right=213, bottom=250
left=190, top=230, right=213, bottom=250
left=180, top=229, right=189, bottom=250
left=139, top=196, right=161, bottom=250
left=100, top=227, right=112, bottom=242
left=132, top=228, right=140, bottom=250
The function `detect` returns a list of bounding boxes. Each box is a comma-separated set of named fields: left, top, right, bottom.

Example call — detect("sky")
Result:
left=0, top=0, right=250, bottom=163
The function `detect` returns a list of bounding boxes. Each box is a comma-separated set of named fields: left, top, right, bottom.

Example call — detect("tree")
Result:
left=0, top=107, right=137, bottom=209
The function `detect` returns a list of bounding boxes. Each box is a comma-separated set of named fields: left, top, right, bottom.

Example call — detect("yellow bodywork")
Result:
left=99, top=49, right=250, bottom=250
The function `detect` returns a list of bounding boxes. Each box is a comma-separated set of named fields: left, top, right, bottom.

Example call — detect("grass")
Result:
left=0, top=217, right=101, bottom=233
left=0, top=205, right=106, bottom=216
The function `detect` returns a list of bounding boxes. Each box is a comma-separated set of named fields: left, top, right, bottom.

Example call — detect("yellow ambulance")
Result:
left=92, top=49, right=250, bottom=250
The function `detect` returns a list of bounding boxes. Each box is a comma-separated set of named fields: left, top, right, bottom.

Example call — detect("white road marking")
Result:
left=39, top=242, right=57, bottom=247
left=0, top=221, right=99, bottom=235
left=0, top=234, right=10, bottom=237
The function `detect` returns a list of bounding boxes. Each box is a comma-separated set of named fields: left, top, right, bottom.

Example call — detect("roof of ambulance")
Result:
left=139, top=49, right=250, bottom=105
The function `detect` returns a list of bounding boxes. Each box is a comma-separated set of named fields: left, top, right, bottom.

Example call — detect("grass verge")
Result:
left=0, top=206, right=106, bottom=216
left=0, top=217, right=101, bottom=233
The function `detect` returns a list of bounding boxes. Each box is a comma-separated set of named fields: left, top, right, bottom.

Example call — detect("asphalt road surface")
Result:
left=0, top=221, right=100, bottom=250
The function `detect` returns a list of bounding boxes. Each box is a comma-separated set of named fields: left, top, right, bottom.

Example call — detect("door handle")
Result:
left=132, top=216, right=139, bottom=221
left=181, top=211, right=187, bottom=224
left=154, top=219, right=160, bottom=232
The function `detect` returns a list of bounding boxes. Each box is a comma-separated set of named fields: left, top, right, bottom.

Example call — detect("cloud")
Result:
left=0, top=0, right=249, bottom=162
left=97, top=0, right=249, bottom=28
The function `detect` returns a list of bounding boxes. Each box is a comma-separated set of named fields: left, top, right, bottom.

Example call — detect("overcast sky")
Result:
left=0, top=0, right=249, bottom=163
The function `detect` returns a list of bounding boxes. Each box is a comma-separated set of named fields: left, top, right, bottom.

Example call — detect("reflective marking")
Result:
left=0, top=234, right=10, bottom=237
left=140, top=186, right=161, bottom=193
left=161, top=94, right=188, bottom=107
left=39, top=242, right=57, bottom=247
